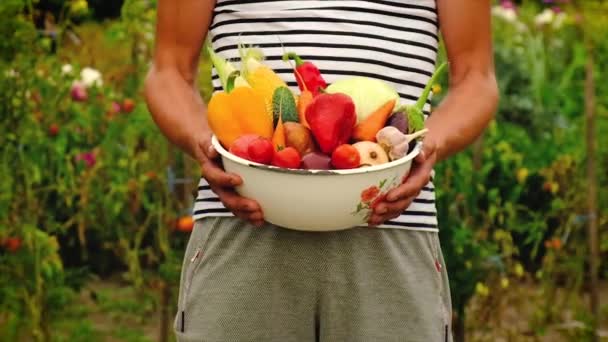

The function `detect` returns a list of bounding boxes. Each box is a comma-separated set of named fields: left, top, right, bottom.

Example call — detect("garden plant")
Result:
left=0, top=0, right=606, bottom=341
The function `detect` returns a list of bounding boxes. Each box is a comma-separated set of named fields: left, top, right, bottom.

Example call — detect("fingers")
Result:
left=414, top=148, right=427, bottom=164
left=414, top=137, right=436, bottom=163
left=213, top=186, right=261, bottom=212
left=235, top=211, right=265, bottom=227
left=199, top=138, right=219, bottom=161
left=368, top=197, right=414, bottom=226
left=386, top=164, right=430, bottom=202
left=193, top=136, right=219, bottom=169
left=196, top=137, right=264, bottom=226
left=386, top=139, right=436, bottom=202
left=201, top=157, right=242, bottom=188
left=369, top=139, right=436, bottom=225
left=196, top=135, right=243, bottom=188
left=213, top=186, right=265, bottom=226
left=377, top=197, right=415, bottom=217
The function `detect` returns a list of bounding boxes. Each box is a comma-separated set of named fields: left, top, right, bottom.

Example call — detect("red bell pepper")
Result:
left=305, top=93, right=356, bottom=154
left=283, top=52, right=327, bottom=96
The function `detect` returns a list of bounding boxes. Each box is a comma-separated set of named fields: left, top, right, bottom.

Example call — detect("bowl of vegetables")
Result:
left=212, top=134, right=424, bottom=231
left=206, top=44, right=445, bottom=231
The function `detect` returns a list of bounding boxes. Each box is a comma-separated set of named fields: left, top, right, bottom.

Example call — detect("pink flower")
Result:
left=111, top=101, right=122, bottom=113
left=75, top=151, right=96, bottom=168
left=501, top=0, right=516, bottom=10
left=70, top=82, right=88, bottom=102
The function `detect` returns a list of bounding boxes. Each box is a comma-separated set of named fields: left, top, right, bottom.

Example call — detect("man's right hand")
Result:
left=195, top=134, right=265, bottom=227
left=145, top=0, right=265, bottom=227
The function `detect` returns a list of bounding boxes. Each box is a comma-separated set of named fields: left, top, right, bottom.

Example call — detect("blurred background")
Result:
left=0, top=0, right=606, bottom=341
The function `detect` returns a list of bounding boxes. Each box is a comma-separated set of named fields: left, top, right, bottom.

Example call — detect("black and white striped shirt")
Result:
left=194, top=0, right=439, bottom=231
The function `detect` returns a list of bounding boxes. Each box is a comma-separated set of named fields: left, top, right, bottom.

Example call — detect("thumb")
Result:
left=206, top=142, right=219, bottom=160
left=200, top=136, right=219, bottom=160
left=415, top=138, right=435, bottom=163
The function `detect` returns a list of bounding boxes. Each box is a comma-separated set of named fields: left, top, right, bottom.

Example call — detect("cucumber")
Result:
left=272, top=87, right=298, bottom=125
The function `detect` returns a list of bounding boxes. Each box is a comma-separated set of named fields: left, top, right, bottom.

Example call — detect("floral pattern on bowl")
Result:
left=352, top=174, right=402, bottom=222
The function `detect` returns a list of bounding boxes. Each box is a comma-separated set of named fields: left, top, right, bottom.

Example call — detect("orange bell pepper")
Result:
left=207, top=71, right=274, bottom=149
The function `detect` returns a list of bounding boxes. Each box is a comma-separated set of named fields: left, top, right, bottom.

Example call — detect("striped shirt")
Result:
left=194, top=0, right=439, bottom=232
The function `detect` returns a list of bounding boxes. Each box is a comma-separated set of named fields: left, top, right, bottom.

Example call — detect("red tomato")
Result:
left=122, top=98, right=136, bottom=113
left=272, top=147, right=301, bottom=169
left=331, top=144, right=360, bottom=169
left=229, top=134, right=259, bottom=160
left=49, top=123, right=59, bottom=137
left=145, top=171, right=157, bottom=179
left=3, top=237, right=22, bottom=253
left=176, top=216, right=194, bottom=232
left=247, top=137, right=274, bottom=164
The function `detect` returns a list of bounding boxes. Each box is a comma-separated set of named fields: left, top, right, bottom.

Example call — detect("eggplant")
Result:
left=386, top=111, right=409, bottom=134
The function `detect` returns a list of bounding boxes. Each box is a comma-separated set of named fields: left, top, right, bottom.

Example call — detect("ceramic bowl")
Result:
left=211, top=135, right=420, bottom=232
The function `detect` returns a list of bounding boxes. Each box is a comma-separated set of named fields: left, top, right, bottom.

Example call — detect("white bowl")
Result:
left=211, top=135, right=420, bottom=232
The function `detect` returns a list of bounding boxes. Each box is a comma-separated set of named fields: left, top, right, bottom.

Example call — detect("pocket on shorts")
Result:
left=422, top=232, right=451, bottom=340
left=175, top=217, right=221, bottom=334
left=175, top=247, right=205, bottom=334
left=173, top=329, right=201, bottom=342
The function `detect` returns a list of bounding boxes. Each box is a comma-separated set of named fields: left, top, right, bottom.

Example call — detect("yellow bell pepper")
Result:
left=239, top=45, right=288, bottom=119
left=207, top=71, right=274, bottom=149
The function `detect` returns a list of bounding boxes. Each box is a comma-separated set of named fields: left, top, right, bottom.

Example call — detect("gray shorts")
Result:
left=174, top=217, right=453, bottom=342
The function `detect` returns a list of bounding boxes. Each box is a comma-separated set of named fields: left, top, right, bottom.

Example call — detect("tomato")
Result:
left=2, top=237, right=22, bottom=253
left=176, top=216, right=194, bottom=232
left=247, top=137, right=274, bottom=164
left=122, top=98, right=136, bottom=113
left=145, top=171, right=157, bottom=179
left=48, top=123, right=59, bottom=137
left=272, top=147, right=301, bottom=169
left=331, top=144, right=360, bottom=169
left=229, top=134, right=259, bottom=160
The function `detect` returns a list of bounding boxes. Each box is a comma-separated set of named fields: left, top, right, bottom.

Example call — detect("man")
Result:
left=145, top=1, right=498, bottom=341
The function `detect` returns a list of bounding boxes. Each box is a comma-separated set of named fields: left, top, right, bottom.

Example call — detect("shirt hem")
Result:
left=192, top=213, right=439, bottom=232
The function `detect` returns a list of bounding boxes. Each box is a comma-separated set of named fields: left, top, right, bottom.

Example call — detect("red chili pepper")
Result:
left=282, top=52, right=327, bottom=96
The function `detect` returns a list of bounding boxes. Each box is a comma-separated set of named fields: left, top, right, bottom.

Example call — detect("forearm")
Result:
left=144, top=66, right=209, bottom=160
left=424, top=69, right=498, bottom=162
left=145, top=0, right=215, bottom=160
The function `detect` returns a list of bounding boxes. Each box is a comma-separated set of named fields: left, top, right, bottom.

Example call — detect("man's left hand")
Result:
left=367, top=138, right=438, bottom=226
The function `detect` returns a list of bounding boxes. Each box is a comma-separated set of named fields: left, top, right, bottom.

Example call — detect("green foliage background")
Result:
left=0, top=0, right=606, bottom=341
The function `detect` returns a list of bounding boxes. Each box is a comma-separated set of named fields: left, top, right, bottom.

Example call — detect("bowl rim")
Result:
left=211, top=135, right=421, bottom=176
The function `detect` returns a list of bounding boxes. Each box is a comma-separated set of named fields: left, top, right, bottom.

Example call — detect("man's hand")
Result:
left=195, top=134, right=265, bottom=226
left=367, top=0, right=499, bottom=226
left=145, top=0, right=265, bottom=227
left=367, top=139, right=437, bottom=226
